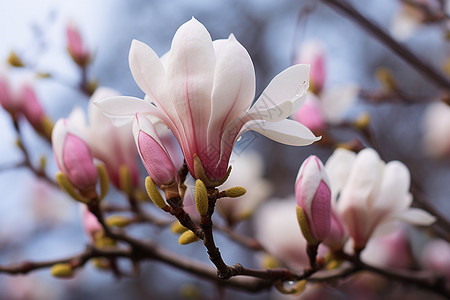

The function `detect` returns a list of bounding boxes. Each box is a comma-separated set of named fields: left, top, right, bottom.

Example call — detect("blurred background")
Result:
left=0, top=0, right=449, bottom=299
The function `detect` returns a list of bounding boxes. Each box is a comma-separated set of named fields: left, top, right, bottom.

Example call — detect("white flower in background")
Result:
left=390, top=0, right=442, bottom=41
left=216, top=152, right=272, bottom=226
left=96, top=18, right=319, bottom=187
left=255, top=199, right=310, bottom=269
left=69, top=87, right=140, bottom=189
left=422, top=101, right=450, bottom=158
left=327, top=148, right=435, bottom=251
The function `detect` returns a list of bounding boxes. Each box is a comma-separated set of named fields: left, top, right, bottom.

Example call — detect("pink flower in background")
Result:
left=96, top=18, right=319, bottom=186
left=422, top=101, right=450, bottom=158
left=292, top=93, right=326, bottom=133
left=52, top=118, right=98, bottom=192
left=133, top=113, right=179, bottom=187
left=295, top=155, right=331, bottom=245
left=255, top=200, right=310, bottom=269
left=69, top=88, right=140, bottom=189
left=20, top=84, right=45, bottom=130
left=80, top=205, right=102, bottom=242
left=215, top=152, right=272, bottom=226
left=362, top=227, right=413, bottom=269
left=330, top=148, right=435, bottom=250
left=421, top=239, right=450, bottom=282
left=295, top=40, right=326, bottom=94
left=66, top=22, right=90, bottom=66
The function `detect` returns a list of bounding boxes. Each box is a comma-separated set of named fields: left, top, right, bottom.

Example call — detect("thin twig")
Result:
left=320, top=0, right=450, bottom=91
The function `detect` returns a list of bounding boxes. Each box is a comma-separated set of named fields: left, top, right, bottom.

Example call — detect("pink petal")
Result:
left=165, top=17, right=215, bottom=166
left=207, top=34, right=255, bottom=165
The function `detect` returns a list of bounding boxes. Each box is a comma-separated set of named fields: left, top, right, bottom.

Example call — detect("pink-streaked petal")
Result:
left=165, top=17, right=215, bottom=161
left=248, top=64, right=310, bottom=122
left=129, top=40, right=184, bottom=136
left=52, top=119, right=70, bottom=174
left=395, top=208, right=436, bottom=225
left=207, top=34, right=255, bottom=159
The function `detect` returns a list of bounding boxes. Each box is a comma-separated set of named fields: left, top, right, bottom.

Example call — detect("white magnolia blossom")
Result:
left=69, top=87, right=139, bottom=188
left=96, top=18, right=319, bottom=185
left=216, top=151, right=272, bottom=225
left=255, top=199, right=310, bottom=269
left=325, top=148, right=435, bottom=250
left=422, top=101, right=450, bottom=158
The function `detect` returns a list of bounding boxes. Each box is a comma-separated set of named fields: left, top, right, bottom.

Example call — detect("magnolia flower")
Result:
left=422, top=101, right=450, bottom=158
left=69, top=88, right=139, bottom=188
left=215, top=152, right=272, bottom=226
left=96, top=18, right=319, bottom=186
left=362, top=227, right=413, bottom=269
left=255, top=199, right=310, bottom=269
left=0, top=69, right=46, bottom=129
left=326, top=148, right=435, bottom=251
left=295, top=155, right=331, bottom=245
left=295, top=40, right=326, bottom=94
left=80, top=205, right=102, bottom=242
left=390, top=0, right=442, bottom=41
left=292, top=86, right=359, bottom=131
left=52, top=118, right=98, bottom=192
left=421, top=239, right=450, bottom=282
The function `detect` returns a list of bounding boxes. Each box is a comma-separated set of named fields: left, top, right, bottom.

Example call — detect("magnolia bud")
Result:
left=66, top=23, right=90, bottom=67
left=133, top=114, right=178, bottom=187
left=295, top=156, right=331, bottom=245
left=51, top=263, right=74, bottom=278
left=52, top=119, right=98, bottom=194
left=323, top=209, right=348, bottom=251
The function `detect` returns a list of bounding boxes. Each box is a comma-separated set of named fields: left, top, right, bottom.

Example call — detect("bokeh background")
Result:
left=0, top=0, right=449, bottom=299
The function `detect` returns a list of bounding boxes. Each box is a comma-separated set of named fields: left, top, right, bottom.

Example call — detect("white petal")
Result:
left=239, top=119, right=320, bottom=146
left=129, top=40, right=167, bottom=102
left=374, top=161, right=411, bottom=212
left=395, top=208, right=436, bottom=225
left=325, top=148, right=356, bottom=203
left=94, top=96, right=167, bottom=126
left=320, top=84, right=359, bottom=124
left=207, top=34, right=255, bottom=156
left=338, top=148, right=383, bottom=212
left=165, top=17, right=215, bottom=155
left=129, top=40, right=183, bottom=134
left=248, top=64, right=310, bottom=122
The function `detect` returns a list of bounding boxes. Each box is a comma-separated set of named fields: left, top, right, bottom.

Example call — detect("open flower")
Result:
left=328, top=148, right=435, bottom=251
left=96, top=18, right=319, bottom=186
left=68, top=88, right=139, bottom=189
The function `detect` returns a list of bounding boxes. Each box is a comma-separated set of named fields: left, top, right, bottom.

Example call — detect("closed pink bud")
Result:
left=292, top=93, right=326, bottom=133
left=0, top=76, right=22, bottom=114
left=296, top=155, right=332, bottom=243
left=21, top=84, right=45, bottom=130
left=52, top=119, right=98, bottom=191
left=133, top=114, right=178, bottom=187
left=66, top=23, right=89, bottom=66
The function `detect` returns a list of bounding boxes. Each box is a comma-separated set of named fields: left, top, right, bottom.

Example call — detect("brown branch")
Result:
left=320, top=0, right=450, bottom=91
